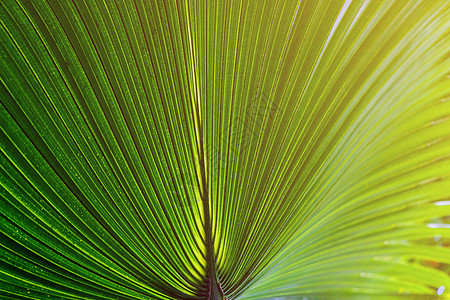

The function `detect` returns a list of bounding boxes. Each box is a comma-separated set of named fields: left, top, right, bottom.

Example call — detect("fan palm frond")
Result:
left=0, top=0, right=449, bottom=299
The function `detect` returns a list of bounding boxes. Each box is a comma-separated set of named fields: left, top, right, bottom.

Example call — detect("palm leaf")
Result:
left=0, top=0, right=449, bottom=299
